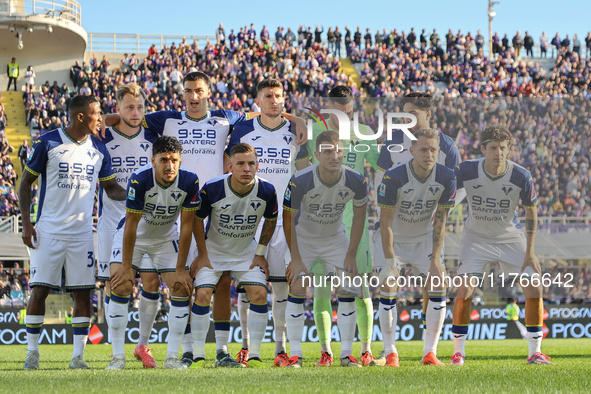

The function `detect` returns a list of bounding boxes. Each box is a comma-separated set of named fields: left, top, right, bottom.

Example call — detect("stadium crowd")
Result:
left=1, top=24, right=590, bottom=313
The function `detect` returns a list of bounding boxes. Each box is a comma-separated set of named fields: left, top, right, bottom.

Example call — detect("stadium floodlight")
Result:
left=10, top=26, right=15, bottom=32
left=47, top=25, right=53, bottom=33
left=27, top=26, right=34, bottom=33
left=17, top=40, right=23, bottom=50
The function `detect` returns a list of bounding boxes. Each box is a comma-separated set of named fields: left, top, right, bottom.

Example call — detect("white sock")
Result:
left=109, top=294, right=130, bottom=356
left=104, top=294, right=111, bottom=330
left=451, top=325, right=468, bottom=357
left=72, top=317, right=90, bottom=358
left=337, top=297, right=356, bottom=358
left=190, top=303, right=210, bottom=359
left=378, top=293, right=398, bottom=355
left=285, top=296, right=305, bottom=358
left=166, top=297, right=190, bottom=358
left=248, top=302, right=268, bottom=359
left=182, top=328, right=194, bottom=354
left=25, top=315, right=44, bottom=352
left=237, top=292, right=250, bottom=349
left=271, top=282, right=288, bottom=355
left=423, top=294, right=446, bottom=357
left=138, top=289, right=159, bottom=347
left=527, top=329, right=543, bottom=357
left=214, top=321, right=230, bottom=354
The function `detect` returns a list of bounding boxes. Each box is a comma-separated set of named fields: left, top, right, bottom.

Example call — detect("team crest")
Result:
left=283, top=135, right=292, bottom=144
left=112, top=249, right=121, bottom=258
left=501, top=185, right=513, bottom=195
left=87, top=150, right=97, bottom=159
left=251, top=201, right=262, bottom=210
left=338, top=190, right=350, bottom=199
left=171, top=192, right=182, bottom=201
left=428, top=186, right=440, bottom=195
left=208, top=119, right=219, bottom=126
left=140, top=143, right=150, bottom=152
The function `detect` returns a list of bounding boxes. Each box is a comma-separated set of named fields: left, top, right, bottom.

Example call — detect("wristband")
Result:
left=255, top=244, right=267, bottom=256
left=385, top=257, right=396, bottom=268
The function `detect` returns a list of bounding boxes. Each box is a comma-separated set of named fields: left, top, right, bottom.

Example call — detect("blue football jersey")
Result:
left=283, top=165, right=368, bottom=242
left=142, top=109, right=247, bottom=183
left=26, top=128, right=114, bottom=240
left=455, top=158, right=538, bottom=243
left=118, top=164, right=200, bottom=242
left=196, top=174, right=278, bottom=268
left=378, top=161, right=457, bottom=243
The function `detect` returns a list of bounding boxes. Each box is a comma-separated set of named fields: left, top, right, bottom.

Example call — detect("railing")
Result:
left=0, top=214, right=20, bottom=233
left=87, top=33, right=216, bottom=54
left=0, top=0, right=81, bottom=25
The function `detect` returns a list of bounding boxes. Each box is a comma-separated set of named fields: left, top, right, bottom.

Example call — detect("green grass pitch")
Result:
left=0, top=339, right=588, bottom=393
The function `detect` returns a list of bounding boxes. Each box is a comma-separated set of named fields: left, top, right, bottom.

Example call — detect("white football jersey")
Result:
left=456, top=158, right=538, bottom=243
left=283, top=165, right=368, bottom=243
left=97, top=126, right=158, bottom=232
left=142, top=109, right=248, bottom=183
left=378, top=160, right=457, bottom=243
left=196, top=174, right=278, bottom=269
left=25, top=128, right=114, bottom=240
left=118, top=164, right=200, bottom=242
left=225, top=117, right=300, bottom=225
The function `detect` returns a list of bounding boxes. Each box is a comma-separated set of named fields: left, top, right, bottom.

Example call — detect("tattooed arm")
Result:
left=250, top=218, right=277, bottom=278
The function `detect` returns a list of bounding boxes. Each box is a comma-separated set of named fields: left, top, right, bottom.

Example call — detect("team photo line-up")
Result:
left=18, top=70, right=550, bottom=371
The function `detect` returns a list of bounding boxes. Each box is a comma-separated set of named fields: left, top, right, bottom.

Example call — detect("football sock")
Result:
left=451, top=325, right=468, bottom=357
left=286, top=294, right=305, bottom=358
left=248, top=302, right=268, bottom=359
left=138, top=288, right=159, bottom=347
left=356, top=297, right=373, bottom=354
left=190, top=303, right=210, bottom=358
left=378, top=292, right=398, bottom=355
left=109, top=293, right=130, bottom=356
left=337, top=297, right=356, bottom=358
left=25, top=315, right=44, bottom=352
left=271, top=281, right=288, bottom=355
left=237, top=292, right=250, bottom=350
left=166, top=296, right=190, bottom=359
left=72, top=317, right=90, bottom=358
left=214, top=321, right=230, bottom=355
left=526, top=327, right=543, bottom=357
left=424, top=291, right=446, bottom=357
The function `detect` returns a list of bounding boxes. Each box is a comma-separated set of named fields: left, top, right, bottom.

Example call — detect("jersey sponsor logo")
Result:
left=501, top=185, right=513, bottom=195
left=428, top=186, right=440, bottom=195
left=338, top=190, right=350, bottom=199
left=250, top=201, right=262, bottom=210
left=110, top=145, right=120, bottom=150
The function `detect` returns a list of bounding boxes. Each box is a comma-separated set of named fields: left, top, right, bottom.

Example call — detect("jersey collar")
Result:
left=61, top=128, right=88, bottom=145
left=257, top=116, right=287, bottom=132
left=482, top=159, right=509, bottom=181
left=227, top=176, right=255, bottom=198
left=184, top=111, right=209, bottom=123
left=111, top=125, right=142, bottom=140
left=315, top=165, right=342, bottom=188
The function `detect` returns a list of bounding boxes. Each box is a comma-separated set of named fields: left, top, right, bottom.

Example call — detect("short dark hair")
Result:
left=315, top=130, right=341, bottom=152
left=411, top=128, right=440, bottom=145
left=229, top=142, right=257, bottom=158
left=68, top=94, right=100, bottom=118
left=153, top=136, right=182, bottom=156
left=400, top=92, right=433, bottom=112
left=481, top=125, right=512, bottom=148
left=328, top=85, right=354, bottom=106
left=256, top=78, right=283, bottom=96
left=182, top=71, right=212, bottom=91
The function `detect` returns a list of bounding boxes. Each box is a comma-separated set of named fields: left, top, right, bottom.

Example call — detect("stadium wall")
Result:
left=3, top=306, right=590, bottom=345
